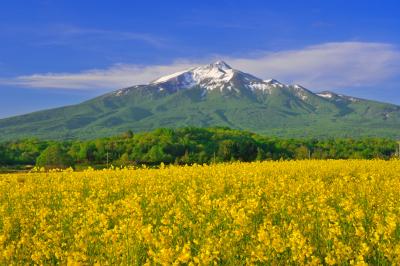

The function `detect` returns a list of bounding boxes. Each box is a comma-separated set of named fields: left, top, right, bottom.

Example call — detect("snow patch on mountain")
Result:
left=290, top=85, right=310, bottom=101
left=152, top=69, right=190, bottom=84
left=264, top=79, right=284, bottom=88
left=317, top=91, right=360, bottom=102
left=246, top=83, right=272, bottom=93
left=316, top=92, right=334, bottom=99
left=115, top=86, right=139, bottom=96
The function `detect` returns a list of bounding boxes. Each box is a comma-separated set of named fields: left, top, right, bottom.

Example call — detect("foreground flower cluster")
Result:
left=1, top=160, right=400, bottom=265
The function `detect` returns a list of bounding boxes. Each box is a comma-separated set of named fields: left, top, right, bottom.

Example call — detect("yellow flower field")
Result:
left=1, top=160, right=400, bottom=265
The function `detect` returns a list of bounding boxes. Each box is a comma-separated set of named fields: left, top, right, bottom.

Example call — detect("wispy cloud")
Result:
left=0, top=24, right=166, bottom=48
left=34, top=25, right=166, bottom=47
left=3, top=42, right=400, bottom=90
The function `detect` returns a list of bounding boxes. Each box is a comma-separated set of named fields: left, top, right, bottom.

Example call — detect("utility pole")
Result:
left=397, top=141, right=400, bottom=159
left=106, top=151, right=109, bottom=168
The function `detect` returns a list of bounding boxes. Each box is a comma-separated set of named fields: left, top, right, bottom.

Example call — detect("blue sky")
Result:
left=0, top=0, right=400, bottom=118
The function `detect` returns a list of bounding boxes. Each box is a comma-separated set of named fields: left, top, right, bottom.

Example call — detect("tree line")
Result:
left=0, top=127, right=397, bottom=169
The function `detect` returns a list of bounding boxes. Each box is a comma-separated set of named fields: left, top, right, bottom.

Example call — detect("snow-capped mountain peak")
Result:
left=150, top=60, right=240, bottom=91
left=134, top=61, right=313, bottom=97
left=151, top=60, right=233, bottom=85
left=209, top=60, right=232, bottom=70
left=192, top=60, right=235, bottom=82
left=264, top=79, right=284, bottom=88
left=115, top=60, right=327, bottom=100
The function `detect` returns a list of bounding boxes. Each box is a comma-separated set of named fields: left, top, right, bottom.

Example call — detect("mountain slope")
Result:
left=1, top=61, right=400, bottom=140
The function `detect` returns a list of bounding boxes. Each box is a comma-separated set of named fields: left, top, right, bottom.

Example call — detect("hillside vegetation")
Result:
left=0, top=127, right=396, bottom=169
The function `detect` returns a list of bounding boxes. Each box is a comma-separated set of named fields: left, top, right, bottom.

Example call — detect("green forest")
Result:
left=0, top=127, right=397, bottom=170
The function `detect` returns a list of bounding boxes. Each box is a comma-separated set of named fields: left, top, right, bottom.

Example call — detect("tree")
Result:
left=294, top=145, right=309, bottom=159
left=145, top=145, right=172, bottom=164
left=122, top=130, right=134, bottom=139
left=36, top=144, right=74, bottom=169
left=117, top=153, right=130, bottom=166
left=236, top=139, right=258, bottom=161
left=78, top=143, right=97, bottom=163
left=0, top=145, right=8, bottom=165
left=217, top=140, right=236, bottom=161
left=256, top=147, right=266, bottom=161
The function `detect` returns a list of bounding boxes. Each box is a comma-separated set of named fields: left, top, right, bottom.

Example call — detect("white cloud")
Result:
left=227, top=42, right=400, bottom=89
left=3, top=42, right=400, bottom=91
left=3, top=62, right=196, bottom=90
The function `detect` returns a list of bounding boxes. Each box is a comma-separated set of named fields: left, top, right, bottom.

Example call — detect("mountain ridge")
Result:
left=1, top=60, right=400, bottom=140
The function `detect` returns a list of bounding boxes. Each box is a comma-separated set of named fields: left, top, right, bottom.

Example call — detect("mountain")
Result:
left=1, top=60, right=400, bottom=140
